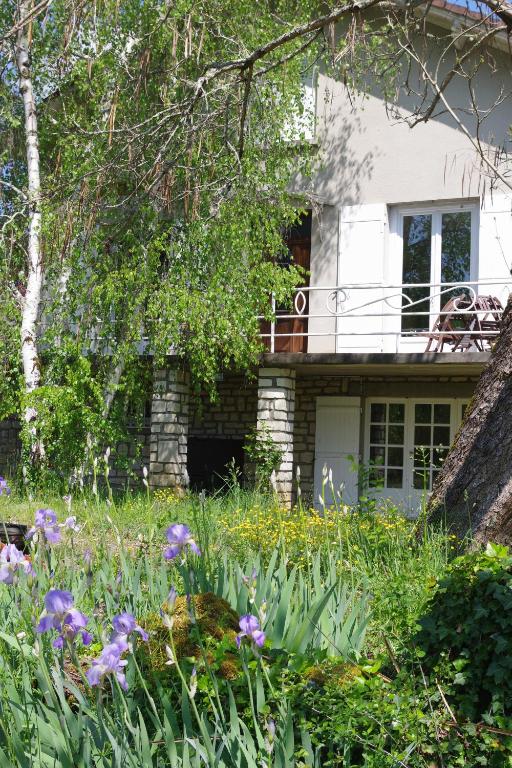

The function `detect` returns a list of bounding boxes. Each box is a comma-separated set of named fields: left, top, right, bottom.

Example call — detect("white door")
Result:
left=314, top=397, right=361, bottom=506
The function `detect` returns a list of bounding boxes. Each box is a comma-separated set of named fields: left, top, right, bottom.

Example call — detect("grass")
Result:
left=1, top=483, right=508, bottom=765
left=0, top=483, right=452, bottom=659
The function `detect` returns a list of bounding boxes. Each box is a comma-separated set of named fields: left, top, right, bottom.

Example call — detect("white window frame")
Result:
left=364, top=397, right=469, bottom=495
left=388, top=201, right=480, bottom=342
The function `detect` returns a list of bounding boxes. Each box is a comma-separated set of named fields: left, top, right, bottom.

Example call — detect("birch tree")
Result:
left=14, top=0, right=43, bottom=459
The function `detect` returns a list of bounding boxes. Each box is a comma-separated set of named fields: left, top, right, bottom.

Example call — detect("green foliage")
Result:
left=1, top=0, right=405, bottom=484
left=20, top=356, right=106, bottom=481
left=13, top=486, right=512, bottom=765
left=284, top=656, right=512, bottom=767
left=416, top=542, right=512, bottom=722
left=244, top=425, right=283, bottom=488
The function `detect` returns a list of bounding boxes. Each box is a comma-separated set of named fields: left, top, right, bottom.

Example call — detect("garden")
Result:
left=0, top=471, right=511, bottom=767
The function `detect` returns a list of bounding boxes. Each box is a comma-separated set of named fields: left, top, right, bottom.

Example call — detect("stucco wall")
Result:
left=313, top=44, right=512, bottom=206
left=305, top=33, right=512, bottom=354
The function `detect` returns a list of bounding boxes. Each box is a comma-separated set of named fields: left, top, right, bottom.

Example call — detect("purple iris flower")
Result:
left=164, top=524, right=201, bottom=560
left=86, top=643, right=128, bottom=691
left=0, top=544, right=33, bottom=584
left=0, top=477, right=11, bottom=496
left=111, top=612, right=148, bottom=651
left=27, top=509, right=61, bottom=544
left=36, top=589, right=92, bottom=649
left=62, top=516, right=80, bottom=533
left=236, top=614, right=266, bottom=649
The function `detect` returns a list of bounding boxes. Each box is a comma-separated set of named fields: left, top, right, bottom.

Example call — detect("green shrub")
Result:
left=416, top=542, right=512, bottom=722
left=285, top=655, right=512, bottom=767
left=243, top=425, right=282, bottom=488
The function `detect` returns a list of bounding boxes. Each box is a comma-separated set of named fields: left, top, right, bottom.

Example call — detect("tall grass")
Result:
left=0, top=483, right=455, bottom=765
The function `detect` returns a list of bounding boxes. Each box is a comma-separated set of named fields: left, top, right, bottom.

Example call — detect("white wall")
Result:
left=305, top=35, right=512, bottom=353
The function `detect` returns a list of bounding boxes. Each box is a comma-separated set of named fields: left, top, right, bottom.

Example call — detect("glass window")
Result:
left=399, top=206, right=475, bottom=338
left=413, top=403, right=452, bottom=491
left=441, top=212, right=471, bottom=285
left=368, top=400, right=457, bottom=496
left=402, top=215, right=432, bottom=332
left=368, top=402, right=405, bottom=489
left=371, top=403, right=386, bottom=423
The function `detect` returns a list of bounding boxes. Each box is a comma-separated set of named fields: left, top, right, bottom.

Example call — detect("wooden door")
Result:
left=314, top=397, right=361, bottom=506
left=268, top=212, right=311, bottom=353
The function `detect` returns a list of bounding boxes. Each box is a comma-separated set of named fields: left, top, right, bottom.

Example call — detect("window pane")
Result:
left=370, top=425, right=386, bottom=444
left=402, top=214, right=432, bottom=332
left=388, top=447, right=404, bottom=466
left=415, top=404, right=431, bottom=424
left=441, top=212, right=471, bottom=286
left=370, top=446, right=385, bottom=464
left=371, top=403, right=386, bottom=423
left=433, top=446, right=449, bottom=466
left=433, top=426, right=450, bottom=446
left=369, top=468, right=385, bottom=488
left=389, top=403, right=405, bottom=423
left=434, top=404, right=451, bottom=424
left=388, top=425, right=404, bottom=445
left=387, top=468, right=403, bottom=488
left=413, top=469, right=430, bottom=489
left=414, top=425, right=431, bottom=446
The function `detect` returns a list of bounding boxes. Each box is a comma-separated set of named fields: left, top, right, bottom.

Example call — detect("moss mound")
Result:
left=304, top=661, right=362, bottom=688
left=141, top=592, right=240, bottom=680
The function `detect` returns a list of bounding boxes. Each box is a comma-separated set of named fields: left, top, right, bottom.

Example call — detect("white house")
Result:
left=145, top=1, right=512, bottom=513
left=2, top=0, right=511, bottom=513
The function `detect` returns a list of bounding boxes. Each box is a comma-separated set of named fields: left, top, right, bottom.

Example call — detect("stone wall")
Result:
left=293, top=374, right=480, bottom=502
left=189, top=375, right=257, bottom=441
left=109, top=416, right=151, bottom=488
left=257, top=368, right=296, bottom=504
left=0, top=417, right=21, bottom=477
left=0, top=413, right=150, bottom=489
left=149, top=368, right=190, bottom=488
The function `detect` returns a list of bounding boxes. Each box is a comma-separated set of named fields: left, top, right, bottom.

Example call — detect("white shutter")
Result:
left=337, top=204, right=388, bottom=351
left=314, top=397, right=361, bottom=506
left=479, top=194, right=512, bottom=306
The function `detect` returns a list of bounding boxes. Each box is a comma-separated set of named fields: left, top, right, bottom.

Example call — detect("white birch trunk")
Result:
left=16, top=0, right=43, bottom=454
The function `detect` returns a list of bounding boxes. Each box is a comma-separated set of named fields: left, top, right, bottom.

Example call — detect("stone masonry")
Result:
left=189, top=375, right=257, bottom=441
left=257, top=367, right=296, bottom=505
left=149, top=367, right=190, bottom=488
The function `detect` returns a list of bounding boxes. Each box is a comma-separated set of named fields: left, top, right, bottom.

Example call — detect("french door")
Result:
left=390, top=202, right=478, bottom=349
left=365, top=398, right=468, bottom=512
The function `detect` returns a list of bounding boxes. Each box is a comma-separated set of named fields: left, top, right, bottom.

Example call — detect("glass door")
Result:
left=366, top=398, right=467, bottom=514
left=399, top=205, right=475, bottom=345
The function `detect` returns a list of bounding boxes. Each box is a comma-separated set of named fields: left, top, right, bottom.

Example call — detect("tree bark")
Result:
left=15, top=0, right=44, bottom=456
left=427, top=294, right=512, bottom=544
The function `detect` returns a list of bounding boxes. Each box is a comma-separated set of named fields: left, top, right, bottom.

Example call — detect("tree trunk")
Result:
left=16, top=0, right=44, bottom=456
left=427, top=294, right=512, bottom=544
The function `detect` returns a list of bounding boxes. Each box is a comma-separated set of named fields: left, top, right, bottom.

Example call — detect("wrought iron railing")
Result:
left=260, top=279, right=511, bottom=353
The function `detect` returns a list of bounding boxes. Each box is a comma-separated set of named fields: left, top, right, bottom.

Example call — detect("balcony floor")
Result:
left=261, top=351, right=490, bottom=377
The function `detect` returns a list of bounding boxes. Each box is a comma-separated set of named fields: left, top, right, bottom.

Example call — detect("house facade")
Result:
left=149, top=4, right=512, bottom=513
left=1, top=3, right=511, bottom=513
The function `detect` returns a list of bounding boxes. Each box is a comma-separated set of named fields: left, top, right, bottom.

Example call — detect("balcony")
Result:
left=260, top=279, right=510, bottom=355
